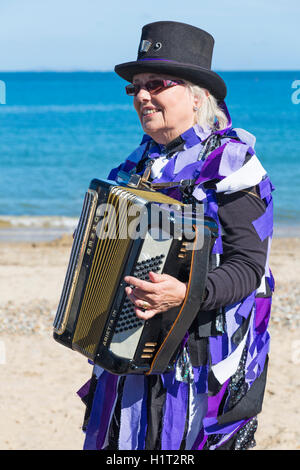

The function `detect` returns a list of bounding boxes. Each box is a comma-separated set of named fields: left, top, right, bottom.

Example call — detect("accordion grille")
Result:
left=72, top=188, right=136, bottom=358
left=53, top=189, right=97, bottom=333
left=122, top=187, right=184, bottom=205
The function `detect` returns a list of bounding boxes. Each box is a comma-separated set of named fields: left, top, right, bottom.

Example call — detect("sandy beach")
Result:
left=0, top=233, right=300, bottom=450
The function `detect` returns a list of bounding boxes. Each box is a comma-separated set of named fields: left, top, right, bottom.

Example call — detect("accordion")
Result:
left=53, top=178, right=217, bottom=375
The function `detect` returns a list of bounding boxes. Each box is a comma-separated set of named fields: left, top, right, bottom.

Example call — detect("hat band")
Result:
left=138, top=58, right=177, bottom=62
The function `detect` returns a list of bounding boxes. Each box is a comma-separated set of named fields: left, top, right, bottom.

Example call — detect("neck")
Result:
left=148, top=119, right=198, bottom=146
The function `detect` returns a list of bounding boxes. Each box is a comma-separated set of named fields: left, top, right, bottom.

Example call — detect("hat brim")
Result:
left=114, top=60, right=227, bottom=101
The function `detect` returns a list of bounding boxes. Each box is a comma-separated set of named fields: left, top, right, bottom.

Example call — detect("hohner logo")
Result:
left=86, top=215, right=100, bottom=256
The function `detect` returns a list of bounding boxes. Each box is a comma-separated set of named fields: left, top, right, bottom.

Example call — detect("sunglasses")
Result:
left=125, top=79, right=185, bottom=96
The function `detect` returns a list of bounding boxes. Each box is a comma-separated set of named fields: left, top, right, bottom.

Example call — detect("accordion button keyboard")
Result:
left=115, top=295, right=144, bottom=334
left=109, top=240, right=170, bottom=359
left=133, top=254, right=165, bottom=279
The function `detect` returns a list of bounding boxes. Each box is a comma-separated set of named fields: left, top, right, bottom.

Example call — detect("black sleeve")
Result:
left=200, top=187, right=268, bottom=311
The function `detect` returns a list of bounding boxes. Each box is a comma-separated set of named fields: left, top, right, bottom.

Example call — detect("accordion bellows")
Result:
left=53, top=179, right=217, bottom=375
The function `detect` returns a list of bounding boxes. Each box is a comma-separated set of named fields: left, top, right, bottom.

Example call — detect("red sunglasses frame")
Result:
left=125, top=79, right=185, bottom=96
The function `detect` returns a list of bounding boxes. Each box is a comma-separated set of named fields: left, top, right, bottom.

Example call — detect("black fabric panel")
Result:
left=187, top=326, right=209, bottom=367
left=231, top=312, right=252, bottom=347
left=196, top=309, right=223, bottom=338
left=135, top=141, right=151, bottom=173
left=144, top=375, right=167, bottom=450
left=207, top=369, right=223, bottom=397
left=215, top=434, right=237, bottom=450
left=81, top=373, right=98, bottom=432
left=217, top=355, right=269, bottom=425
left=164, top=135, right=185, bottom=154
left=105, top=377, right=126, bottom=450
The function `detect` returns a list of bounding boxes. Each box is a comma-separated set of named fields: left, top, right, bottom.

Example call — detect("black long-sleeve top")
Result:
left=200, top=187, right=268, bottom=311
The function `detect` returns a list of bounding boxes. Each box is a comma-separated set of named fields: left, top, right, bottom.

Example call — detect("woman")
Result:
left=78, top=21, right=274, bottom=451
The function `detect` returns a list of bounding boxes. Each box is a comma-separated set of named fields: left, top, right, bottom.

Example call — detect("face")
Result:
left=132, top=73, right=199, bottom=145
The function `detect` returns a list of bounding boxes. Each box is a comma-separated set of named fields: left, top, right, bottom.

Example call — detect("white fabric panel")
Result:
left=256, top=274, right=266, bottom=295
left=215, top=155, right=266, bottom=194
left=211, top=322, right=250, bottom=384
left=265, top=236, right=272, bottom=277
left=192, top=185, right=207, bottom=201
left=150, top=155, right=169, bottom=179
left=233, top=128, right=256, bottom=148
left=185, top=390, right=208, bottom=450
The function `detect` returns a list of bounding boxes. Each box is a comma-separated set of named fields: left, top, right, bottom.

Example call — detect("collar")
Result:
left=143, top=125, right=203, bottom=159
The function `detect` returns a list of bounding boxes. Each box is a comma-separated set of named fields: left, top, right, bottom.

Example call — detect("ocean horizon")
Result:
left=0, top=71, right=300, bottom=239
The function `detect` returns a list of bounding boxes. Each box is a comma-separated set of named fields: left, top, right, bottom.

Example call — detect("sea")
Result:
left=0, top=71, right=299, bottom=240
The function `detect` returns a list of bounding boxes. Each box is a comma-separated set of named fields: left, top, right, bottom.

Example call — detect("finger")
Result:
left=125, top=287, right=153, bottom=309
left=126, top=292, right=138, bottom=306
left=125, top=286, right=136, bottom=299
left=125, top=286, right=141, bottom=305
left=148, top=271, right=166, bottom=283
left=125, top=285, right=152, bottom=304
left=131, top=298, right=152, bottom=310
left=124, top=275, right=157, bottom=293
left=131, top=287, right=154, bottom=302
left=135, top=307, right=157, bottom=320
left=139, top=300, right=151, bottom=310
left=125, top=285, right=133, bottom=295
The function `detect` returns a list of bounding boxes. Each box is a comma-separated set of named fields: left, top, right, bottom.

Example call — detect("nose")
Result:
left=134, top=86, right=151, bottom=102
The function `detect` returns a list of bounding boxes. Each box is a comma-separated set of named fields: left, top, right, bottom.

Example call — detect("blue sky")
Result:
left=0, top=0, right=299, bottom=71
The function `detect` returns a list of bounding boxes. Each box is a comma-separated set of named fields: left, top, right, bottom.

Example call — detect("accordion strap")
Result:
left=130, top=175, right=197, bottom=201
left=150, top=179, right=196, bottom=190
left=146, top=224, right=212, bottom=375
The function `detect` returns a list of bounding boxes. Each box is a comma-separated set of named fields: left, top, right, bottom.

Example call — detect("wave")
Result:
left=0, top=104, right=132, bottom=114
left=0, top=215, right=78, bottom=230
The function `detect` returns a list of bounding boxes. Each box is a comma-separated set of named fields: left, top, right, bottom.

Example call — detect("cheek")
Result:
left=165, top=90, right=193, bottom=121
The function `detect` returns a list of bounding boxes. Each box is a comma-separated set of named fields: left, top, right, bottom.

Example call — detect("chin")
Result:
left=142, top=123, right=160, bottom=135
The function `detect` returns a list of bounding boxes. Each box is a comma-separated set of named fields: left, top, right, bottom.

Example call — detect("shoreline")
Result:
left=0, top=217, right=299, bottom=242
left=0, top=215, right=77, bottom=242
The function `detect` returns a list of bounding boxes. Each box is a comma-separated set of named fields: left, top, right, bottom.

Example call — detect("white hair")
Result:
left=185, top=81, right=228, bottom=131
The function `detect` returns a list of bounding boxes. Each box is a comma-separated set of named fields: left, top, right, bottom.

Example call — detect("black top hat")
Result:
left=114, top=21, right=226, bottom=101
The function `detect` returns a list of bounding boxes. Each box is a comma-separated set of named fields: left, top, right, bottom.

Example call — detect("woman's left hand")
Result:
left=124, top=272, right=187, bottom=320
